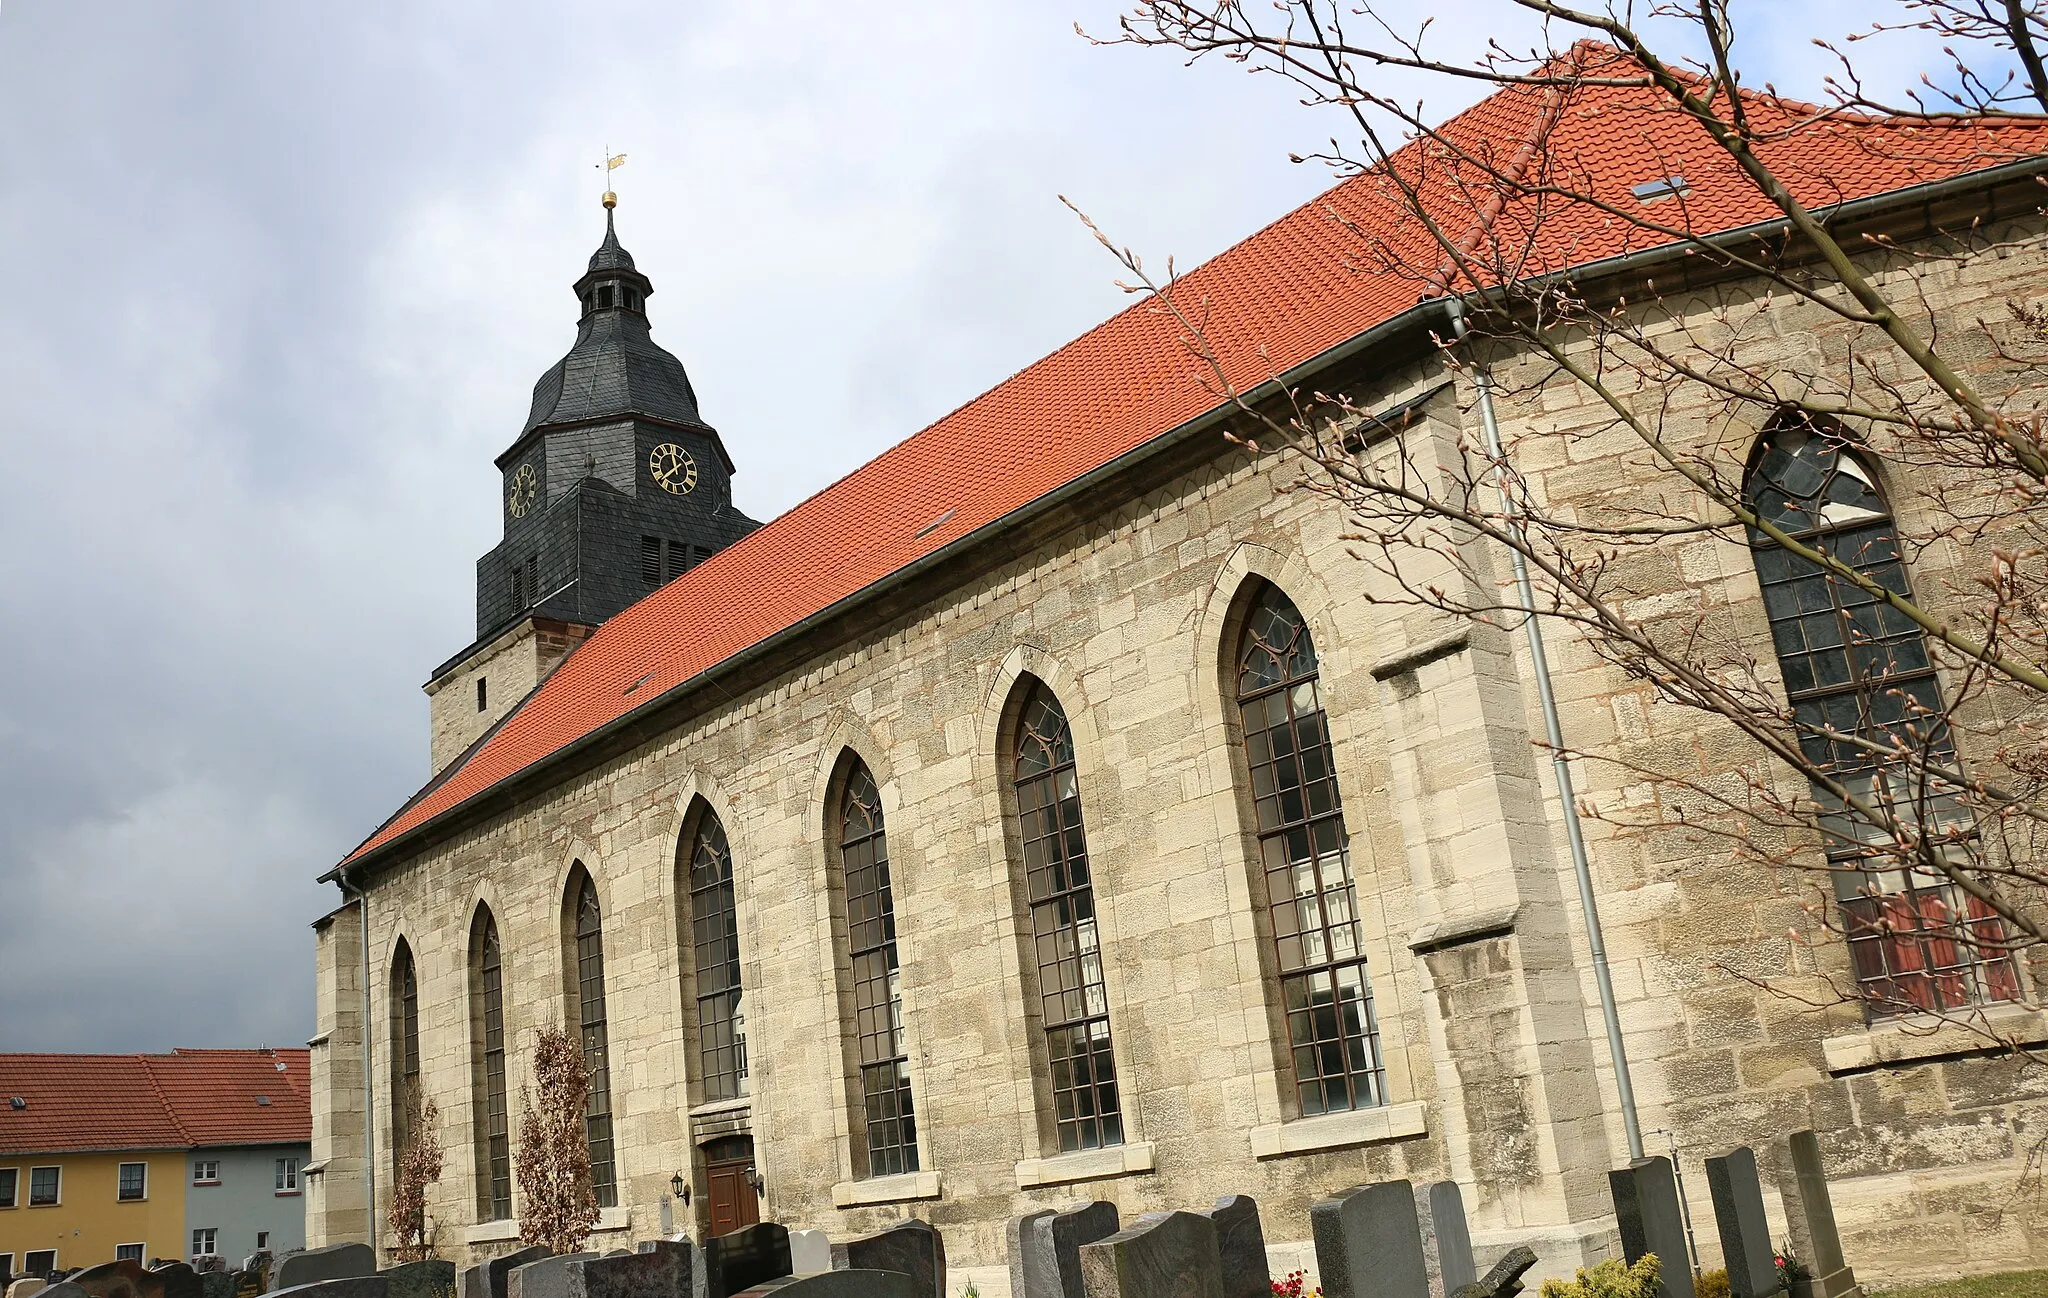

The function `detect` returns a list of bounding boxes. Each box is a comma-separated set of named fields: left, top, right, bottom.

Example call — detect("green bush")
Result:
left=1539, top=1255, right=1664, bottom=1298
left=1698, top=1269, right=1731, bottom=1298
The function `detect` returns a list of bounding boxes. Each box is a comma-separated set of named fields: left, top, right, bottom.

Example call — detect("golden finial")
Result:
left=598, top=147, right=626, bottom=209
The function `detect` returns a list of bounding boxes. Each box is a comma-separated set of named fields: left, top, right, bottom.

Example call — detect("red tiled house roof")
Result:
left=0, top=1049, right=311, bottom=1155
left=345, top=48, right=2048, bottom=867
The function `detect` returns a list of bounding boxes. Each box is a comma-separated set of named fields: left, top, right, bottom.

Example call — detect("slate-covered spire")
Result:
left=519, top=199, right=709, bottom=435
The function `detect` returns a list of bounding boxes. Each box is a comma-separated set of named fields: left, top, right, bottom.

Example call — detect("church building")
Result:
left=307, top=62, right=2048, bottom=1293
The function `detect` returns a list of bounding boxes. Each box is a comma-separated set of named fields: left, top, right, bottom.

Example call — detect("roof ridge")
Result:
left=134, top=1054, right=194, bottom=1148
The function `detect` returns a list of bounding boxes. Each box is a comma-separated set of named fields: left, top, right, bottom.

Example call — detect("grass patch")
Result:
left=1872, top=1270, right=2048, bottom=1298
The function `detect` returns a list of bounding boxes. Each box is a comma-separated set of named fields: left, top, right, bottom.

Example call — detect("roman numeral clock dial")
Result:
left=506, top=462, right=539, bottom=518
left=649, top=442, right=698, bottom=495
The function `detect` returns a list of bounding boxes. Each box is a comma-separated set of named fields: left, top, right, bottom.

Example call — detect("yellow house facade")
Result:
left=0, top=1150, right=186, bottom=1275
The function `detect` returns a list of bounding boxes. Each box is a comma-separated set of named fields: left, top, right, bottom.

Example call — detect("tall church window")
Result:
left=390, top=941, right=421, bottom=1169
left=1744, top=417, right=2018, bottom=1014
left=1011, top=681, right=1123, bottom=1152
left=835, top=757, right=918, bottom=1177
left=1234, top=583, right=1386, bottom=1117
left=571, top=873, right=619, bottom=1207
left=471, top=908, right=512, bottom=1221
left=686, top=811, right=748, bottom=1102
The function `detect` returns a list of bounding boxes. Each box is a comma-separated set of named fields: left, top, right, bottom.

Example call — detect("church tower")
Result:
left=425, top=198, right=759, bottom=773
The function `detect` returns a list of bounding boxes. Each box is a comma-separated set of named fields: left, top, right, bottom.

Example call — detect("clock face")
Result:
left=506, top=463, right=539, bottom=518
left=649, top=442, right=699, bottom=495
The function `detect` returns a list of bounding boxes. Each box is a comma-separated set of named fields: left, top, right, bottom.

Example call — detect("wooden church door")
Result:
left=702, top=1135, right=759, bottom=1237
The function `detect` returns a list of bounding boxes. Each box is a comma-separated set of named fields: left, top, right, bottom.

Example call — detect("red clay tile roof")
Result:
left=0, top=1049, right=311, bottom=1155
left=346, top=48, right=2048, bottom=865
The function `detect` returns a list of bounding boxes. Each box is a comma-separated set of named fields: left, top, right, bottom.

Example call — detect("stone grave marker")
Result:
left=70, top=1261, right=154, bottom=1298
left=1417, top=1183, right=1477, bottom=1298
left=268, top=1281, right=391, bottom=1298
left=829, top=1219, right=943, bottom=1298
left=1006, top=1209, right=1056, bottom=1298
left=1610, top=1157, right=1697, bottom=1298
left=1786, top=1131, right=1859, bottom=1298
left=704, top=1224, right=792, bottom=1298
left=1449, top=1246, right=1538, bottom=1298
left=38, top=1284, right=87, bottom=1298
left=152, top=1264, right=201, bottom=1298
left=1310, top=1181, right=1428, bottom=1298
left=506, top=1256, right=595, bottom=1298
left=1049, top=1201, right=1120, bottom=1298
left=199, top=1276, right=235, bottom=1298
left=378, top=1263, right=455, bottom=1298
left=564, top=1246, right=692, bottom=1298
left=1203, top=1195, right=1270, bottom=1298
left=787, top=1234, right=829, bottom=1279
left=730, top=1275, right=911, bottom=1298
left=272, top=1248, right=377, bottom=1294
left=1079, top=1209, right=1223, bottom=1298
left=1706, top=1148, right=1783, bottom=1298
left=459, top=1247, right=549, bottom=1298
left=230, top=1274, right=261, bottom=1298
left=8, top=1279, right=47, bottom=1298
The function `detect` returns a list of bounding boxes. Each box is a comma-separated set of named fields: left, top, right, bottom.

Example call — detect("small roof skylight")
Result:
left=1631, top=175, right=1689, bottom=201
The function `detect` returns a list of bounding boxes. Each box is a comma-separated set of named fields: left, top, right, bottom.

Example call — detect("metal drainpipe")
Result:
left=1448, top=297, right=1646, bottom=1162
left=344, top=867, right=379, bottom=1253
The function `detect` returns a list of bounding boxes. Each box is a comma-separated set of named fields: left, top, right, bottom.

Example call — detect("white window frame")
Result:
left=191, top=1228, right=216, bottom=1259
left=116, top=1161, right=147, bottom=1202
left=192, top=1160, right=219, bottom=1185
left=275, top=1157, right=299, bottom=1194
left=0, top=1166, right=16, bottom=1209
left=24, top=1249, right=56, bottom=1276
left=27, top=1165, right=59, bottom=1207
left=0, top=1253, right=13, bottom=1276
left=115, top=1244, right=146, bottom=1264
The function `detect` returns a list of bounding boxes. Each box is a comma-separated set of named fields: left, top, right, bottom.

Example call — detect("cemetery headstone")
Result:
left=459, top=1247, right=549, bottom=1298
left=565, top=1246, right=691, bottom=1298
left=829, top=1220, right=943, bottom=1298
left=506, top=1256, right=595, bottom=1298
left=8, top=1279, right=48, bottom=1298
left=730, top=1275, right=911, bottom=1298
left=704, top=1224, right=792, bottom=1298
left=787, top=1235, right=829, bottom=1279
left=268, top=1281, right=391, bottom=1298
left=1203, top=1195, right=1270, bottom=1298
left=1417, top=1183, right=1477, bottom=1298
left=378, top=1263, right=455, bottom=1298
left=1610, top=1158, right=1697, bottom=1298
left=1078, top=1209, right=1223, bottom=1298
left=231, top=1273, right=262, bottom=1298
left=1706, top=1148, right=1783, bottom=1298
left=1787, top=1132, right=1859, bottom=1298
left=70, top=1261, right=154, bottom=1298
left=1006, top=1210, right=1057, bottom=1298
left=272, top=1247, right=377, bottom=1294
left=38, top=1284, right=87, bottom=1298
left=1049, top=1201, right=1120, bottom=1298
left=150, top=1263, right=201, bottom=1298
left=1310, top=1181, right=1428, bottom=1298
left=199, top=1275, right=235, bottom=1298
left=1449, top=1246, right=1538, bottom=1298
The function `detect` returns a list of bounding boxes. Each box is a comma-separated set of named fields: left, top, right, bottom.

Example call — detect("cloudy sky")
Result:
left=0, top=2, right=1964, bottom=1052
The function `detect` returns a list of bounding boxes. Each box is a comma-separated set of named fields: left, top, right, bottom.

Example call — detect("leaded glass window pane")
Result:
left=689, top=813, right=749, bottom=1102
left=838, top=761, right=919, bottom=1177
left=574, top=876, right=618, bottom=1208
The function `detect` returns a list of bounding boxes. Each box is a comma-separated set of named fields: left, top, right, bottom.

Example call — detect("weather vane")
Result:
left=598, top=146, right=626, bottom=209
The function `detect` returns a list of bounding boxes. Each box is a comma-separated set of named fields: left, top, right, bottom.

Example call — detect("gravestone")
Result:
left=1049, top=1202, right=1120, bottom=1298
left=39, top=1285, right=87, bottom=1298
left=199, top=1276, right=235, bottom=1298
left=787, top=1235, right=829, bottom=1279
left=704, top=1224, right=792, bottom=1298
left=830, top=1220, right=943, bottom=1298
left=1449, top=1246, right=1538, bottom=1298
left=1787, top=1132, right=1860, bottom=1298
left=1706, top=1148, right=1782, bottom=1298
left=459, top=1247, right=549, bottom=1298
left=379, top=1263, right=455, bottom=1298
left=506, top=1256, right=595, bottom=1298
left=8, top=1280, right=47, bottom=1298
left=272, top=1248, right=377, bottom=1294
left=1203, top=1196, right=1270, bottom=1298
left=268, top=1281, right=391, bottom=1298
left=1079, top=1209, right=1222, bottom=1298
left=565, top=1246, right=691, bottom=1298
left=70, top=1261, right=154, bottom=1298
left=1310, top=1181, right=1428, bottom=1298
left=1006, top=1210, right=1056, bottom=1298
left=1417, top=1183, right=1476, bottom=1298
left=151, top=1264, right=202, bottom=1298
left=231, top=1274, right=262, bottom=1298
left=1610, top=1158, right=1697, bottom=1298
left=730, top=1275, right=911, bottom=1298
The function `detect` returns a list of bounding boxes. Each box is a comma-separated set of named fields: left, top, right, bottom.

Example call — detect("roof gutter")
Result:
left=330, top=150, right=2048, bottom=881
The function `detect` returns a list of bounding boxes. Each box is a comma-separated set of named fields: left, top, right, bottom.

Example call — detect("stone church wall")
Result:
left=316, top=208, right=2048, bottom=1287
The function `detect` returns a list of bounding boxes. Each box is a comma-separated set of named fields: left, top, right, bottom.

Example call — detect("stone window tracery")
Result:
left=686, top=810, right=748, bottom=1102
left=571, top=873, right=618, bottom=1207
left=1011, top=681, right=1125, bottom=1153
left=472, top=908, right=512, bottom=1221
left=835, top=757, right=919, bottom=1178
left=1233, top=583, right=1387, bottom=1117
left=1744, top=417, right=2018, bottom=1015
left=390, top=940, right=420, bottom=1171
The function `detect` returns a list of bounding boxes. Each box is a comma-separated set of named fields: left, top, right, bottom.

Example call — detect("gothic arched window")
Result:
left=836, top=757, right=918, bottom=1177
left=1745, top=418, right=2018, bottom=1014
left=470, top=908, right=511, bottom=1221
left=1012, top=681, right=1123, bottom=1153
left=571, top=872, right=618, bottom=1207
left=390, top=940, right=421, bottom=1168
left=686, top=812, right=748, bottom=1102
left=1234, top=583, right=1386, bottom=1117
